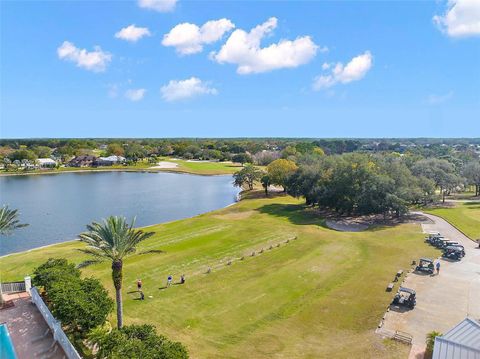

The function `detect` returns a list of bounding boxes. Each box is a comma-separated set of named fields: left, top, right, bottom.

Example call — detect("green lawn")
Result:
left=425, top=202, right=480, bottom=240
left=1, top=158, right=242, bottom=176
left=161, top=158, right=244, bottom=175
left=0, top=194, right=438, bottom=358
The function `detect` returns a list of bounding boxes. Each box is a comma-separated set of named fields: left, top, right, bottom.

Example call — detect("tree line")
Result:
left=234, top=151, right=480, bottom=217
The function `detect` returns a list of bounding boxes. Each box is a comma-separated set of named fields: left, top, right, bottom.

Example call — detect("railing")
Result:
left=1, top=281, right=26, bottom=293
left=30, top=287, right=82, bottom=359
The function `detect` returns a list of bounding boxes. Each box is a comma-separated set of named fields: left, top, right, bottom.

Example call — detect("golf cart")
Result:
left=415, top=258, right=435, bottom=274
left=392, top=287, right=416, bottom=309
left=425, top=232, right=441, bottom=244
left=443, top=246, right=464, bottom=260
left=438, top=240, right=461, bottom=250
left=429, top=236, right=445, bottom=246
left=434, top=238, right=451, bottom=248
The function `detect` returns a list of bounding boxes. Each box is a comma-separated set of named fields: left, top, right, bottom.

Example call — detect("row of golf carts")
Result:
left=390, top=231, right=467, bottom=310
left=425, top=232, right=465, bottom=260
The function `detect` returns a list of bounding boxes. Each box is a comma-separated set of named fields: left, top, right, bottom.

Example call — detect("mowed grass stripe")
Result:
left=0, top=195, right=438, bottom=358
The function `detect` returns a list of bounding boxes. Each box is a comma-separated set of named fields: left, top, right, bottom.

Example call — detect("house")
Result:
left=68, top=155, right=97, bottom=167
left=37, top=158, right=57, bottom=168
left=433, top=318, right=480, bottom=359
left=95, top=155, right=126, bottom=166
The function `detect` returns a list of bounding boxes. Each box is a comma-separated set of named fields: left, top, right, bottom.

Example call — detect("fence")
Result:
left=1, top=281, right=26, bottom=293
left=30, top=287, right=82, bottom=359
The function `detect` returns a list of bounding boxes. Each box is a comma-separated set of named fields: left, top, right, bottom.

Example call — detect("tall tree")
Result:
left=267, top=159, right=298, bottom=192
left=233, top=164, right=262, bottom=190
left=463, top=161, right=480, bottom=196
left=412, top=158, right=463, bottom=202
left=78, top=217, right=154, bottom=329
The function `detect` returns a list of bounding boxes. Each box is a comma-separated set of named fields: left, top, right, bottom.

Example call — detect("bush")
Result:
left=425, top=330, right=442, bottom=357
left=48, top=277, right=113, bottom=336
left=33, top=259, right=113, bottom=337
left=33, top=258, right=80, bottom=291
left=92, top=324, right=189, bottom=359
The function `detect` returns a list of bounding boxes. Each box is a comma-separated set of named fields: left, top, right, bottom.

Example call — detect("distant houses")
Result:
left=37, top=158, right=57, bottom=168
left=67, top=155, right=126, bottom=167
left=95, top=155, right=126, bottom=166
left=68, top=155, right=97, bottom=167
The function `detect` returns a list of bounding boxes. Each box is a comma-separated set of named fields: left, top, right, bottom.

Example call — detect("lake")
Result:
left=0, top=171, right=240, bottom=256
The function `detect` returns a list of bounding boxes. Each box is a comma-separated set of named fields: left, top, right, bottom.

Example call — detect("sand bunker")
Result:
left=150, top=161, right=179, bottom=169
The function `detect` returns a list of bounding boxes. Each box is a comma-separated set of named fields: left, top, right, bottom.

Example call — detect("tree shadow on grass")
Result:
left=463, top=202, right=480, bottom=209
left=256, top=203, right=327, bottom=227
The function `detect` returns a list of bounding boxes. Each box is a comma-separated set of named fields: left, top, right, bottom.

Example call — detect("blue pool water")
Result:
left=0, top=324, right=17, bottom=359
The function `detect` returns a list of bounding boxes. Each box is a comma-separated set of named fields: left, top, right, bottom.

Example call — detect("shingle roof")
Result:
left=433, top=318, right=480, bottom=359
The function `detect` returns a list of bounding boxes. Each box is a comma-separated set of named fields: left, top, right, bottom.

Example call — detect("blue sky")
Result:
left=1, top=0, right=479, bottom=138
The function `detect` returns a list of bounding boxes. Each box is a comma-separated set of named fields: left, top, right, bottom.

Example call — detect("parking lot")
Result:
left=381, top=212, right=480, bottom=354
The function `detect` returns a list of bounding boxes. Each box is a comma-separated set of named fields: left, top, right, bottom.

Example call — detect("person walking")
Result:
left=167, top=275, right=173, bottom=287
left=180, top=274, right=185, bottom=284
left=436, top=261, right=441, bottom=274
left=137, top=279, right=142, bottom=291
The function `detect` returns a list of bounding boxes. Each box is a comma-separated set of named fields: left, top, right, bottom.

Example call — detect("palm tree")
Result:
left=0, top=205, right=28, bottom=306
left=0, top=205, right=28, bottom=235
left=78, top=216, right=154, bottom=329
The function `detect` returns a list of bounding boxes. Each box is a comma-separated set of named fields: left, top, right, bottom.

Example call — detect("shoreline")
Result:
left=0, top=167, right=233, bottom=178
left=0, top=189, right=242, bottom=260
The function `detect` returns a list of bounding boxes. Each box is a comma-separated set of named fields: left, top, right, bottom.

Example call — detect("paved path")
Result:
left=0, top=296, right=66, bottom=359
left=381, top=212, right=480, bottom=353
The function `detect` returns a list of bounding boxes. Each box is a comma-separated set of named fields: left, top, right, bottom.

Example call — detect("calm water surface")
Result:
left=0, top=171, right=239, bottom=256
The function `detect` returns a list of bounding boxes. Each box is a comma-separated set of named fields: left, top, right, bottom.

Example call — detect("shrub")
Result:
left=92, top=324, right=189, bottom=359
left=33, top=258, right=80, bottom=291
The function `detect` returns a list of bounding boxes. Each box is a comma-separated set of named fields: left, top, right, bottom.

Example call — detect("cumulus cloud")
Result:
left=162, top=19, right=235, bottom=55
left=138, top=0, right=177, bottom=12
left=313, top=51, right=373, bottom=90
left=115, top=25, right=151, bottom=42
left=161, top=77, right=217, bottom=101
left=433, top=0, right=480, bottom=37
left=125, top=88, right=146, bottom=101
left=57, top=41, right=112, bottom=72
left=211, top=17, right=319, bottom=74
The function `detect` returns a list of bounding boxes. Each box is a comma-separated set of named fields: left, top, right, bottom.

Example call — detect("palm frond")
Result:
left=78, top=216, right=155, bottom=261
left=0, top=205, right=28, bottom=236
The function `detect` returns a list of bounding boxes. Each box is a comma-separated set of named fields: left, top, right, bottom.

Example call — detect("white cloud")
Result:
left=57, top=41, right=112, bottom=72
left=211, top=17, right=319, bottom=74
left=427, top=91, right=454, bottom=104
left=313, top=51, right=373, bottom=90
left=433, top=0, right=480, bottom=37
left=138, top=0, right=177, bottom=12
left=125, top=88, right=146, bottom=101
left=161, top=77, right=217, bottom=101
left=162, top=19, right=235, bottom=55
left=115, top=25, right=151, bottom=42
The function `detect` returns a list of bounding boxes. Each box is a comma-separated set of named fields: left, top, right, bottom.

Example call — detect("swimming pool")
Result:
left=0, top=324, right=17, bottom=359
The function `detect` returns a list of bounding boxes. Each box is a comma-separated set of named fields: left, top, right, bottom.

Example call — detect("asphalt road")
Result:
left=381, top=212, right=480, bottom=355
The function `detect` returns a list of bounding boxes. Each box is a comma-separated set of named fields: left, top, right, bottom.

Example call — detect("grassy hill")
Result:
left=425, top=202, right=480, bottom=240
left=0, top=194, right=438, bottom=358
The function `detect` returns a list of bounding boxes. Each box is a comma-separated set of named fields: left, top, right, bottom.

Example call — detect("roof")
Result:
left=399, top=287, right=415, bottom=294
left=37, top=158, right=56, bottom=164
left=69, top=155, right=97, bottom=162
left=98, top=155, right=125, bottom=162
left=420, top=258, right=433, bottom=263
left=433, top=318, right=480, bottom=359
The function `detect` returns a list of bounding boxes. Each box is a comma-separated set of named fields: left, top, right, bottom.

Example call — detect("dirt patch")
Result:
left=213, top=210, right=255, bottom=220
left=325, top=212, right=433, bottom=232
